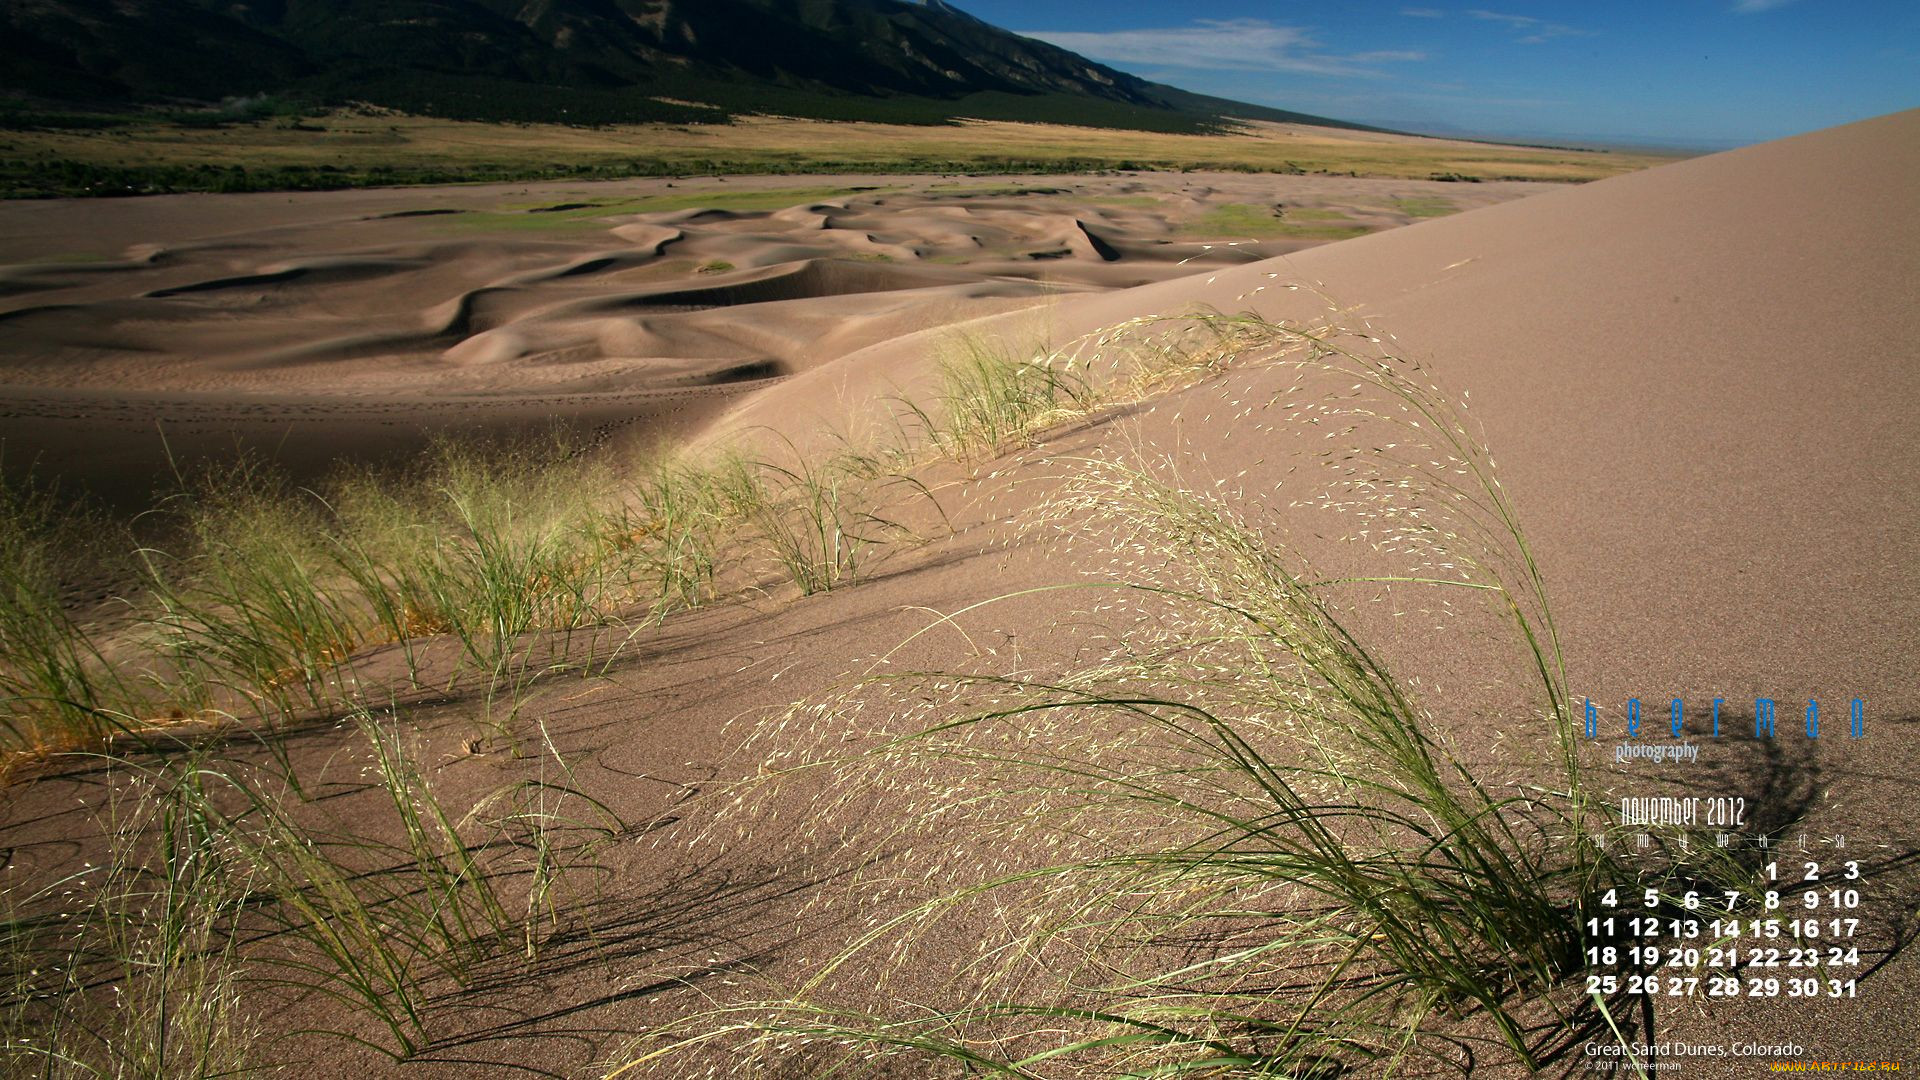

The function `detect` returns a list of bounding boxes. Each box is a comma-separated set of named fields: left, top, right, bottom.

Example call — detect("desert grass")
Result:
left=323, top=441, right=635, bottom=740
left=137, top=459, right=363, bottom=725
left=739, top=453, right=914, bottom=596
left=210, top=710, right=524, bottom=1056
left=0, top=447, right=654, bottom=756
left=603, top=313, right=1769, bottom=1077
left=2, top=751, right=259, bottom=1079
left=0, top=306, right=1261, bottom=1070
left=3, top=302, right=1755, bottom=1074
left=603, top=449, right=756, bottom=617
left=911, top=333, right=1099, bottom=467
left=1, top=113, right=1674, bottom=199
left=1, top=432, right=901, bottom=756
left=886, top=313, right=1257, bottom=475
left=465, top=718, right=633, bottom=961
left=0, top=478, right=152, bottom=752
left=3, top=394, right=1004, bottom=757
left=1, top=704, right=627, bottom=1067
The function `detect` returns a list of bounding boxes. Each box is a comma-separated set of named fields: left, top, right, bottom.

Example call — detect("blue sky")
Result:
left=949, top=1, right=1920, bottom=148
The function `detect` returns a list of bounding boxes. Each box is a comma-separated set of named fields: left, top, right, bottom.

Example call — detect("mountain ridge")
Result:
left=0, top=0, right=1388, bottom=133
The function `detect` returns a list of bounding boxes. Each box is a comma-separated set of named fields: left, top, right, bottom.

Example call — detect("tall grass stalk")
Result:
left=195, top=714, right=526, bottom=1056
left=137, top=464, right=362, bottom=725
left=922, top=334, right=1098, bottom=466
left=0, top=479, right=147, bottom=751
left=325, top=441, right=623, bottom=730
left=6, top=706, right=623, bottom=1065
left=615, top=312, right=1639, bottom=1077
left=607, top=452, right=751, bottom=617
left=741, top=448, right=932, bottom=596
left=467, top=718, right=632, bottom=959
left=3, top=752, right=258, bottom=1078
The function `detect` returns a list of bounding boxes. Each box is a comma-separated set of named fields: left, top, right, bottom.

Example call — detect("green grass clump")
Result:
left=0, top=479, right=148, bottom=750
left=737, top=449, right=931, bottom=597
left=0, top=423, right=955, bottom=755
left=139, top=460, right=363, bottom=724
left=1392, top=196, right=1458, bottom=218
left=605, top=451, right=752, bottom=616
left=1184, top=202, right=1372, bottom=240
left=214, top=713, right=519, bottom=1056
left=323, top=439, right=639, bottom=736
left=900, top=334, right=1098, bottom=466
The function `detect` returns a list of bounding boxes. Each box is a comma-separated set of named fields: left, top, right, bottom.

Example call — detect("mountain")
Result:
left=0, top=0, right=1383, bottom=133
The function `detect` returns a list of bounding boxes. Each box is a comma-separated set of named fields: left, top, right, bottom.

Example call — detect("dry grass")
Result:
left=1, top=113, right=1674, bottom=188
left=3, top=298, right=1760, bottom=1076
left=0, top=425, right=956, bottom=756
left=605, top=312, right=1767, bottom=1078
left=1, top=706, right=627, bottom=1068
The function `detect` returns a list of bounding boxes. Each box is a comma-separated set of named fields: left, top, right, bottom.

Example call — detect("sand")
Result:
left=2, top=110, right=1916, bottom=1076
left=689, top=109, right=1920, bottom=1073
left=0, top=170, right=1536, bottom=508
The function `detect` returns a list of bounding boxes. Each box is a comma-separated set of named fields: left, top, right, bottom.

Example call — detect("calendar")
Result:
left=1574, top=696, right=1906, bottom=1074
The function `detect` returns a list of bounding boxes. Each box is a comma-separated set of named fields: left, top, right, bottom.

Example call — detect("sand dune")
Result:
left=0, top=171, right=1539, bottom=505
left=690, top=115, right=1920, bottom=1067
left=3, top=113, right=1915, bottom=1075
left=653, top=108, right=1916, bottom=1073
left=715, top=110, right=1920, bottom=702
left=766, top=112, right=1916, bottom=748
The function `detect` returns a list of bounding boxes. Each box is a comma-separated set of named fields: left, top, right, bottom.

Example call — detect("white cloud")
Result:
left=1466, top=9, right=1539, bottom=28
left=1018, top=18, right=1427, bottom=77
left=1465, top=9, right=1592, bottom=43
left=1401, top=7, right=1445, bottom=16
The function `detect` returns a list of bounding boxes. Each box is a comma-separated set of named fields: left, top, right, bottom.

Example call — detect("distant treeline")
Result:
left=1, top=81, right=1232, bottom=135
left=0, top=156, right=1213, bottom=199
left=0, top=153, right=1532, bottom=199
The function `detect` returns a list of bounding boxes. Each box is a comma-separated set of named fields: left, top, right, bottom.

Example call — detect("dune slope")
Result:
left=718, top=107, right=1920, bottom=728
left=671, top=108, right=1920, bottom=1069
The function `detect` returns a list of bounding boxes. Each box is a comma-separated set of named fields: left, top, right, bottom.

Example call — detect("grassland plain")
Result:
left=0, top=112, right=1677, bottom=197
